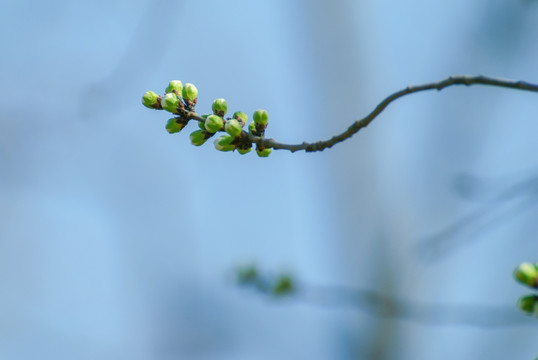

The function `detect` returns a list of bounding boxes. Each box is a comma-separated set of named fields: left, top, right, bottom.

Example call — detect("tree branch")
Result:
left=235, top=265, right=534, bottom=327
left=297, top=284, right=531, bottom=327
left=241, top=75, right=538, bottom=153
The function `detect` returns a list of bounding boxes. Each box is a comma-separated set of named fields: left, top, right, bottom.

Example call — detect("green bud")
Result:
left=253, top=109, right=269, bottom=125
left=248, top=122, right=256, bottom=134
left=248, top=121, right=265, bottom=136
left=233, top=111, right=248, bottom=126
left=165, top=80, right=183, bottom=96
left=237, top=265, right=258, bottom=284
left=182, top=83, right=198, bottom=102
left=212, top=98, right=228, bottom=117
left=225, top=119, right=242, bottom=138
left=190, top=130, right=209, bottom=146
left=272, top=274, right=294, bottom=296
left=214, top=135, right=236, bottom=152
left=514, top=262, right=538, bottom=288
left=518, top=295, right=538, bottom=314
left=142, top=91, right=161, bottom=109
left=256, top=147, right=272, bottom=158
left=162, top=93, right=181, bottom=113
left=198, top=115, right=210, bottom=129
left=205, top=115, right=224, bottom=133
left=237, top=147, right=252, bottom=155
left=165, top=118, right=185, bottom=134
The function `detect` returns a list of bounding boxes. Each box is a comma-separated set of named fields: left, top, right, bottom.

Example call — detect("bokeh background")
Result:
left=2, top=0, right=538, bottom=359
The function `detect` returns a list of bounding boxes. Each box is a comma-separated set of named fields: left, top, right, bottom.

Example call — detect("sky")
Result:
left=1, top=0, right=538, bottom=359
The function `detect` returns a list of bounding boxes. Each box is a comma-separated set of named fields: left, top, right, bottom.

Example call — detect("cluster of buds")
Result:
left=236, top=264, right=295, bottom=297
left=142, top=80, right=272, bottom=157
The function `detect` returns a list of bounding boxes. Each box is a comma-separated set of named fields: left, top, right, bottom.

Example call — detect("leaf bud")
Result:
left=142, top=91, right=162, bottom=109
left=272, top=274, right=294, bottom=296
left=165, top=117, right=185, bottom=134
left=214, top=135, right=236, bottom=152
left=165, top=80, right=183, bottom=96
left=182, top=83, right=198, bottom=102
left=248, top=122, right=256, bottom=134
left=518, top=295, right=538, bottom=314
left=225, top=119, right=242, bottom=138
left=253, top=109, right=269, bottom=125
left=162, top=92, right=181, bottom=113
left=197, top=115, right=210, bottom=129
left=190, top=130, right=209, bottom=146
left=211, top=98, right=228, bottom=117
left=232, top=111, right=248, bottom=126
left=256, top=146, right=272, bottom=158
left=204, top=114, right=224, bottom=133
left=514, top=262, right=538, bottom=288
left=237, top=147, right=252, bottom=155
left=237, top=265, right=258, bottom=284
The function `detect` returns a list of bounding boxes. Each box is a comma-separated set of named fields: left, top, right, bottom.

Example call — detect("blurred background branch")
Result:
left=417, top=169, right=538, bottom=262
left=235, top=264, right=534, bottom=328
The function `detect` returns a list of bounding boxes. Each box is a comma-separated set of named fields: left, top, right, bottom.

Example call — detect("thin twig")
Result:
left=417, top=173, right=538, bottom=262
left=296, top=284, right=532, bottom=327
left=238, top=75, right=536, bottom=153
left=236, top=267, right=534, bottom=327
left=243, top=281, right=533, bottom=327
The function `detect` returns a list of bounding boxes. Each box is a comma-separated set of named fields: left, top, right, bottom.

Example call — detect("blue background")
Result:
left=2, top=0, right=538, bottom=359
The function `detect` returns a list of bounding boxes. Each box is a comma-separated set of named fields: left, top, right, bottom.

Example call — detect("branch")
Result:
left=297, top=284, right=530, bottom=327
left=143, top=75, right=538, bottom=155
left=235, top=264, right=535, bottom=327
left=246, top=75, right=538, bottom=153
left=417, top=171, right=538, bottom=262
